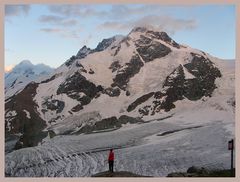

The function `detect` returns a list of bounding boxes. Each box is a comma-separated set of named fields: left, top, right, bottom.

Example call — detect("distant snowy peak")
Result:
left=6, top=60, right=53, bottom=76
left=18, top=59, right=32, bottom=66
left=5, top=60, right=54, bottom=98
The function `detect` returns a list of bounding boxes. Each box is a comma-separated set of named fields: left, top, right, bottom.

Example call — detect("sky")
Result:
left=5, top=4, right=236, bottom=71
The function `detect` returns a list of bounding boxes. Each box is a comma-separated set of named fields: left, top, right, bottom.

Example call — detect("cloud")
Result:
left=62, top=30, right=81, bottom=39
left=5, top=64, right=15, bottom=73
left=5, top=5, right=30, bottom=17
left=133, top=15, right=197, bottom=34
left=109, top=5, right=148, bottom=19
left=98, top=21, right=128, bottom=31
left=38, top=5, right=197, bottom=45
left=48, top=5, right=106, bottom=17
left=108, top=5, right=171, bottom=20
left=47, top=4, right=159, bottom=20
left=39, top=15, right=77, bottom=26
left=40, top=28, right=63, bottom=33
left=81, top=34, right=93, bottom=46
left=39, top=15, right=63, bottom=22
left=98, top=15, right=197, bottom=35
left=108, top=5, right=198, bottom=20
left=40, top=28, right=81, bottom=39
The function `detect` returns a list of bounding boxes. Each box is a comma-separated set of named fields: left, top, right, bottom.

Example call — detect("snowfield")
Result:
left=5, top=99, right=234, bottom=177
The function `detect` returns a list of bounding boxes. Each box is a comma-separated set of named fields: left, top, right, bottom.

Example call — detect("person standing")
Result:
left=108, top=149, right=114, bottom=172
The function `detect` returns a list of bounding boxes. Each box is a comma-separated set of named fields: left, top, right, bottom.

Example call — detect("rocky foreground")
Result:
left=92, top=171, right=149, bottom=177
left=168, top=166, right=235, bottom=177
left=92, top=166, right=235, bottom=177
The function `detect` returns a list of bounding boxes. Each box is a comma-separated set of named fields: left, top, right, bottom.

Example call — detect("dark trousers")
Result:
left=108, top=160, right=114, bottom=172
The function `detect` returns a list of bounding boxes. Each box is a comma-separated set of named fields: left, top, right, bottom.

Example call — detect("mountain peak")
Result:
left=95, top=37, right=116, bottom=51
left=19, top=60, right=32, bottom=65
left=130, top=26, right=163, bottom=34
left=128, top=26, right=180, bottom=49
left=77, top=45, right=91, bottom=56
left=5, top=60, right=54, bottom=98
left=131, top=26, right=148, bottom=33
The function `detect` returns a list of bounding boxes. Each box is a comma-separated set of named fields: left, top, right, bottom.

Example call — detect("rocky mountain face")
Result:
left=5, top=27, right=227, bottom=150
left=129, top=53, right=221, bottom=116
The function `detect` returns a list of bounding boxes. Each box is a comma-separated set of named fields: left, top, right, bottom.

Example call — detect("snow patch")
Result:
left=6, top=110, right=17, bottom=117
left=182, top=65, right=195, bottom=79
left=23, top=110, right=31, bottom=119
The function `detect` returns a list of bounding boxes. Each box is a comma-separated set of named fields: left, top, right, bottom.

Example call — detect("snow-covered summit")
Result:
left=130, top=26, right=159, bottom=33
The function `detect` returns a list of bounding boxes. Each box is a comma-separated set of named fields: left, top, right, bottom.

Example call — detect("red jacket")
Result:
left=108, top=151, right=114, bottom=161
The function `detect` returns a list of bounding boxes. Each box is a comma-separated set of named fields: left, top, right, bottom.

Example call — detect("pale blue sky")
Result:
left=5, top=4, right=236, bottom=70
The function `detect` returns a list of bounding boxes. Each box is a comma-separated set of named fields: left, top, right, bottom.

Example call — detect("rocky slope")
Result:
left=5, top=26, right=233, bottom=150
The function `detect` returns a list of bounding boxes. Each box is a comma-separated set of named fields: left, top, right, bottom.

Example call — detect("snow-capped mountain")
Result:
left=5, top=27, right=235, bottom=154
left=5, top=27, right=235, bottom=177
left=5, top=60, right=54, bottom=98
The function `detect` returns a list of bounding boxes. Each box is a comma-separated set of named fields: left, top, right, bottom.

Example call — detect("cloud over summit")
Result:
left=98, top=15, right=197, bottom=35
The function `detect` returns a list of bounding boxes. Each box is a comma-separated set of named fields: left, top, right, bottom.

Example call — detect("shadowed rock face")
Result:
left=65, top=46, right=91, bottom=66
left=57, top=72, right=103, bottom=102
left=131, top=27, right=180, bottom=49
left=41, top=74, right=56, bottom=84
left=103, top=87, right=121, bottom=97
left=144, top=65, right=185, bottom=114
left=76, top=45, right=91, bottom=59
left=127, top=92, right=155, bottom=112
left=109, top=61, right=121, bottom=73
left=159, top=65, right=186, bottom=111
left=56, top=72, right=103, bottom=112
left=112, top=45, right=121, bottom=56
left=183, top=53, right=222, bottom=100
left=76, top=117, right=119, bottom=134
left=42, top=99, right=65, bottom=114
left=5, top=82, right=47, bottom=149
left=75, top=115, right=143, bottom=134
left=65, top=37, right=120, bottom=66
left=71, top=104, right=83, bottom=112
left=136, top=37, right=172, bottom=62
left=112, top=54, right=144, bottom=90
left=135, top=35, right=152, bottom=45
left=94, top=37, right=117, bottom=52
left=65, top=55, right=78, bottom=67
left=146, top=30, right=180, bottom=48
left=129, top=54, right=222, bottom=116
